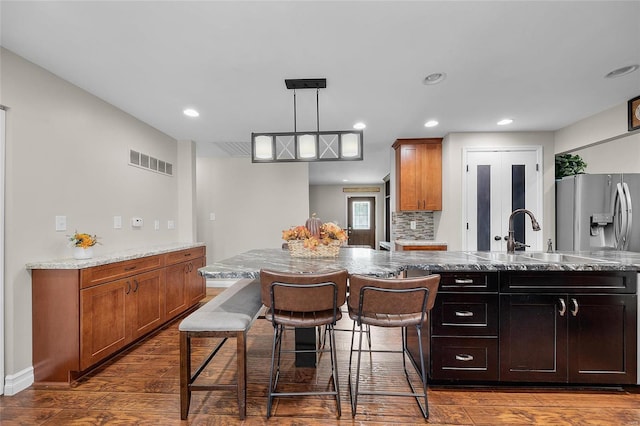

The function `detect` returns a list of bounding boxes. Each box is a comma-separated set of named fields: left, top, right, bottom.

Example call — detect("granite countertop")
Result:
left=198, top=248, right=640, bottom=280
left=395, top=240, right=448, bottom=246
left=25, top=242, right=206, bottom=270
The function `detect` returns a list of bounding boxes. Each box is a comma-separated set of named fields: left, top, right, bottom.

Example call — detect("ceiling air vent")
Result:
left=129, top=149, right=173, bottom=176
left=214, top=141, right=251, bottom=157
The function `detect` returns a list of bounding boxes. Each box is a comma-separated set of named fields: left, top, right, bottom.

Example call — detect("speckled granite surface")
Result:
left=198, top=248, right=640, bottom=279
left=25, top=242, right=205, bottom=270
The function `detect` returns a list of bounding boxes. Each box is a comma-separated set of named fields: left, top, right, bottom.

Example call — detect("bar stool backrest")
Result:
left=260, top=269, right=349, bottom=313
left=348, top=274, right=441, bottom=322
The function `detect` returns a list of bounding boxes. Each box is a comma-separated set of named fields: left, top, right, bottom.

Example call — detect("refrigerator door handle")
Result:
left=612, top=183, right=628, bottom=250
left=622, top=182, right=633, bottom=250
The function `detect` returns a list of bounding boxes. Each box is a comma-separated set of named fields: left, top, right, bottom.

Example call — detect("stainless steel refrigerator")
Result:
left=556, top=173, right=640, bottom=252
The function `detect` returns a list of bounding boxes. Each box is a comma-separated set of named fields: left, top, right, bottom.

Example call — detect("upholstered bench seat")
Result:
left=179, top=278, right=263, bottom=420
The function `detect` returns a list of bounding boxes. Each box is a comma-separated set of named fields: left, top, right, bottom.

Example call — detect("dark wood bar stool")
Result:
left=260, top=268, right=348, bottom=418
left=347, top=273, right=440, bottom=419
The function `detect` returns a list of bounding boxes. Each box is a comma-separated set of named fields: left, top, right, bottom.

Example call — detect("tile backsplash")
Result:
left=392, top=211, right=434, bottom=240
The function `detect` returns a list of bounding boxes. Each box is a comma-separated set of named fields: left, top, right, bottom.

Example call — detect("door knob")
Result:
left=494, top=236, right=502, bottom=241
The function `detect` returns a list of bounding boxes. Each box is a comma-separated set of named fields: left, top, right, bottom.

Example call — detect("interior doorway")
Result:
left=347, top=196, right=376, bottom=248
left=463, top=146, right=543, bottom=251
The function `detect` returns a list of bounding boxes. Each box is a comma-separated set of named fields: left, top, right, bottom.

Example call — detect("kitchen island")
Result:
left=200, top=248, right=639, bottom=386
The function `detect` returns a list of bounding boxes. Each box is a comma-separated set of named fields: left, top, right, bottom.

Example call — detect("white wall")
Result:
left=555, top=103, right=630, bottom=154
left=1, top=48, right=185, bottom=393
left=196, top=157, right=309, bottom=263
left=555, top=100, right=640, bottom=174
left=309, top=184, right=385, bottom=247
left=437, top=132, right=556, bottom=251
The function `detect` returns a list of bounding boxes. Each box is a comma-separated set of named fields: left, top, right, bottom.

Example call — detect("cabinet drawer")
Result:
left=432, top=294, right=498, bottom=336
left=81, top=255, right=164, bottom=289
left=500, top=271, right=637, bottom=294
left=430, top=337, right=498, bottom=382
left=437, top=272, right=498, bottom=292
left=165, top=247, right=205, bottom=265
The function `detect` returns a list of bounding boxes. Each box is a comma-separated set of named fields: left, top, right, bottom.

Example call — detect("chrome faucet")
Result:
left=506, top=209, right=541, bottom=253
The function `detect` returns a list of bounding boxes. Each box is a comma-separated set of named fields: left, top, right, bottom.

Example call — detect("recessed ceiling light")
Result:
left=342, top=179, right=349, bottom=182
left=497, top=118, right=513, bottom=126
left=353, top=122, right=366, bottom=130
left=605, top=64, right=639, bottom=79
left=424, top=120, right=439, bottom=128
left=183, top=108, right=199, bottom=117
left=423, top=72, right=446, bottom=85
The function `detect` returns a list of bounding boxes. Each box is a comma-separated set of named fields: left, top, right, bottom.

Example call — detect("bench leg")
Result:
left=237, top=331, right=247, bottom=419
left=180, top=331, right=191, bottom=420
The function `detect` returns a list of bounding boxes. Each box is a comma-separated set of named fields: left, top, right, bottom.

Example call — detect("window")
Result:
left=352, top=201, right=371, bottom=230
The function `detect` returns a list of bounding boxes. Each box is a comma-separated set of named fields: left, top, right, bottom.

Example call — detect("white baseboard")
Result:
left=4, top=366, right=34, bottom=395
left=206, top=279, right=239, bottom=288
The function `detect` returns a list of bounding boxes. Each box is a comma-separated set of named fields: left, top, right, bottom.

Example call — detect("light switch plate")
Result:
left=113, top=216, right=122, bottom=229
left=167, top=220, right=175, bottom=230
left=55, top=215, right=67, bottom=231
left=154, top=220, right=160, bottom=230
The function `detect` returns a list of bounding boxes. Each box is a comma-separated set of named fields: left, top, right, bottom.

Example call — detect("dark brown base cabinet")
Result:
left=407, top=269, right=637, bottom=386
left=32, top=246, right=206, bottom=385
left=500, top=271, right=637, bottom=385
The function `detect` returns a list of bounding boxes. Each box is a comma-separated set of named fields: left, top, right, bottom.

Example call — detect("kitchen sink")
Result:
left=467, top=251, right=612, bottom=264
left=469, top=252, right=537, bottom=263
left=519, top=252, right=610, bottom=263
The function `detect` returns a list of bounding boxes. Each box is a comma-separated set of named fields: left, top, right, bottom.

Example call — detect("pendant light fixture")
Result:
left=251, top=78, right=364, bottom=163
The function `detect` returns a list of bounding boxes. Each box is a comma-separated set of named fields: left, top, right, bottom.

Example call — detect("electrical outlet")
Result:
left=154, top=219, right=160, bottom=230
left=209, top=212, right=216, bottom=221
left=167, top=220, right=175, bottom=230
left=113, top=216, right=122, bottom=229
left=131, top=217, right=143, bottom=228
left=410, top=220, right=417, bottom=230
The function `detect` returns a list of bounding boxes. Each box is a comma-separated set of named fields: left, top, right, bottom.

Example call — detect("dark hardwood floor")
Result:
left=2, top=287, right=640, bottom=425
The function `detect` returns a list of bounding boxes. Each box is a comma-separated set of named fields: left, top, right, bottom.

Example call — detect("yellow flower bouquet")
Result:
left=69, top=231, right=99, bottom=248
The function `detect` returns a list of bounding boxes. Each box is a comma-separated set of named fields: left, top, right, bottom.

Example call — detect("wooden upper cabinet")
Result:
left=392, top=138, right=442, bottom=211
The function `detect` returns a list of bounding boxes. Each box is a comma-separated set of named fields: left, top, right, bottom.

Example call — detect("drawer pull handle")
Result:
left=124, top=266, right=137, bottom=271
left=455, top=311, right=474, bottom=317
left=184, top=253, right=192, bottom=257
left=455, top=354, right=474, bottom=362
left=454, top=278, right=474, bottom=284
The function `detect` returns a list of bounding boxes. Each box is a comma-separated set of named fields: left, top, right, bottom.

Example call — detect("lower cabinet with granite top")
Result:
left=500, top=270, right=637, bottom=385
left=31, top=245, right=205, bottom=384
left=407, top=268, right=638, bottom=386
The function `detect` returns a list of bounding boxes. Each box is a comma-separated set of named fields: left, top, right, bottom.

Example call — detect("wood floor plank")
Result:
left=2, top=287, right=640, bottom=425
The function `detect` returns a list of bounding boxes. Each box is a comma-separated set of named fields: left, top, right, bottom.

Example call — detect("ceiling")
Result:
left=2, top=1, right=639, bottom=185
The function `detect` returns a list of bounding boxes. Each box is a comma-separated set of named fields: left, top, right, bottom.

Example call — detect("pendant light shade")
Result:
left=341, top=133, right=360, bottom=158
left=253, top=135, right=273, bottom=160
left=298, top=134, right=317, bottom=159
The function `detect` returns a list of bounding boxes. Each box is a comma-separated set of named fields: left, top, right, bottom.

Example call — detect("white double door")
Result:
left=464, top=147, right=543, bottom=252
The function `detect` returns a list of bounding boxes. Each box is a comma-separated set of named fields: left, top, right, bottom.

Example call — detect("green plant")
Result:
left=555, top=154, right=587, bottom=179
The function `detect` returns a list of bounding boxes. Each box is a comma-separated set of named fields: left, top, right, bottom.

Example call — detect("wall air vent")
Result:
left=129, top=149, right=173, bottom=176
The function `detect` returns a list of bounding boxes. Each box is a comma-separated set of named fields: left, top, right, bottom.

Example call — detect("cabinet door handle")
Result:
left=188, top=263, right=193, bottom=272
left=455, top=354, right=474, bottom=362
left=454, top=278, right=474, bottom=284
left=455, top=311, right=474, bottom=317
left=133, top=280, right=139, bottom=293
left=126, top=281, right=131, bottom=294
left=570, top=298, right=579, bottom=317
left=184, top=264, right=189, bottom=274
left=558, top=298, right=566, bottom=316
